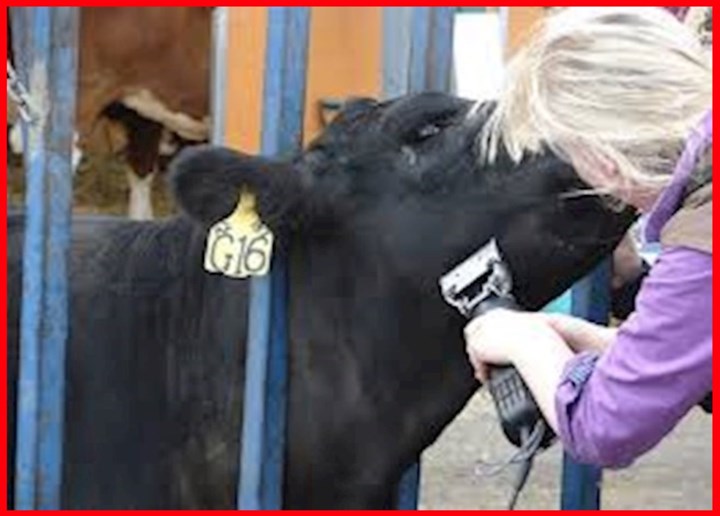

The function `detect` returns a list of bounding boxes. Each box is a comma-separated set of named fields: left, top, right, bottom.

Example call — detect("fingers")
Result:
left=465, top=342, right=487, bottom=383
left=474, top=363, right=488, bottom=384
left=465, top=315, right=495, bottom=383
left=464, top=309, right=548, bottom=382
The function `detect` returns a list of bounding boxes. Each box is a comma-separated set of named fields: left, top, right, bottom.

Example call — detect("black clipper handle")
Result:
left=469, top=297, right=556, bottom=449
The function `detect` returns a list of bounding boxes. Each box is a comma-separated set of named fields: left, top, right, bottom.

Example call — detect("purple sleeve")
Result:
left=555, top=246, right=712, bottom=468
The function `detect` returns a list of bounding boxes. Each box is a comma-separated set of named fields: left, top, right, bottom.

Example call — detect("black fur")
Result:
left=7, top=92, right=635, bottom=509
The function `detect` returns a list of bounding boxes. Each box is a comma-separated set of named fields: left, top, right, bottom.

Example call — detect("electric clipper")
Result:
left=439, top=239, right=555, bottom=509
left=439, top=238, right=555, bottom=448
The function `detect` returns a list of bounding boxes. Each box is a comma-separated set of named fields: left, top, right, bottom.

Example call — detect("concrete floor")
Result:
left=419, top=391, right=712, bottom=510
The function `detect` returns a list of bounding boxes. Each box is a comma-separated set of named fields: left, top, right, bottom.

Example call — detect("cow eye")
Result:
left=412, top=116, right=456, bottom=144
left=416, top=123, right=441, bottom=140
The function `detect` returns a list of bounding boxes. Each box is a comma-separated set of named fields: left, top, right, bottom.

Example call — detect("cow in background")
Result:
left=8, top=7, right=211, bottom=219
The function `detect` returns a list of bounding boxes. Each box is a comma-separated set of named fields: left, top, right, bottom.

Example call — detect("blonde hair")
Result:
left=479, top=7, right=712, bottom=198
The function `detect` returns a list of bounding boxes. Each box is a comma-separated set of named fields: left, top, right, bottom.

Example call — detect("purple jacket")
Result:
left=555, top=111, right=713, bottom=468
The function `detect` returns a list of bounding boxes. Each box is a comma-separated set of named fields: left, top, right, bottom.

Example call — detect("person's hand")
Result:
left=539, top=312, right=617, bottom=354
left=464, top=309, right=566, bottom=383
left=612, top=232, right=644, bottom=290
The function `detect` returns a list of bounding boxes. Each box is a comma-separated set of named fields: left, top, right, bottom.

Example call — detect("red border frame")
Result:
left=2, top=5, right=7, bottom=513
left=1, top=4, right=715, bottom=514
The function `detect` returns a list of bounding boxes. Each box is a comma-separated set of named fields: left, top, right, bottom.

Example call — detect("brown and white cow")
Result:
left=9, top=7, right=211, bottom=219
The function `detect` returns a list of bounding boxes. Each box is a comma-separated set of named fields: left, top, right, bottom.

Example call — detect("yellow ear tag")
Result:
left=203, top=191, right=274, bottom=278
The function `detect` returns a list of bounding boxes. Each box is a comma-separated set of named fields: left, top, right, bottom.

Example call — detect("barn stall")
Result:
left=6, top=6, right=711, bottom=510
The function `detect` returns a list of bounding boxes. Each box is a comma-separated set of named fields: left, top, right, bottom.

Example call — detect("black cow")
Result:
left=7, top=93, right=635, bottom=509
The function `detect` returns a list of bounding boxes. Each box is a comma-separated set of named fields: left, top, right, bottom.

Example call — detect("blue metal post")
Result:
left=408, top=7, right=456, bottom=93
left=560, top=261, right=610, bottom=510
left=396, top=461, right=421, bottom=510
left=210, top=7, right=229, bottom=146
left=13, top=7, right=79, bottom=510
left=382, top=8, right=412, bottom=99
left=237, top=7, right=310, bottom=510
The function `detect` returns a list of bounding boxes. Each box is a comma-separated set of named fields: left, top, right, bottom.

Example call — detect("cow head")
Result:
left=170, top=92, right=635, bottom=311
left=168, top=92, right=637, bottom=508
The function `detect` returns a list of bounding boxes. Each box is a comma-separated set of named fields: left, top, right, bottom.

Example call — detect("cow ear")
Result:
left=168, top=145, right=306, bottom=234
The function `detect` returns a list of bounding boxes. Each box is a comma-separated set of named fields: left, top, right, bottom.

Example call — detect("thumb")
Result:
left=474, top=362, right=488, bottom=384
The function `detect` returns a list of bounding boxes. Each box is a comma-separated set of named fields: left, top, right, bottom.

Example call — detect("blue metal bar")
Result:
left=210, top=7, right=229, bottom=145
left=382, top=7, right=412, bottom=99
left=261, top=258, right=289, bottom=509
left=560, top=453, right=602, bottom=511
left=14, top=7, right=79, bottom=510
left=570, top=260, right=612, bottom=326
left=408, top=7, right=456, bottom=93
left=237, top=7, right=310, bottom=510
left=560, top=261, right=610, bottom=511
left=396, top=461, right=421, bottom=509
